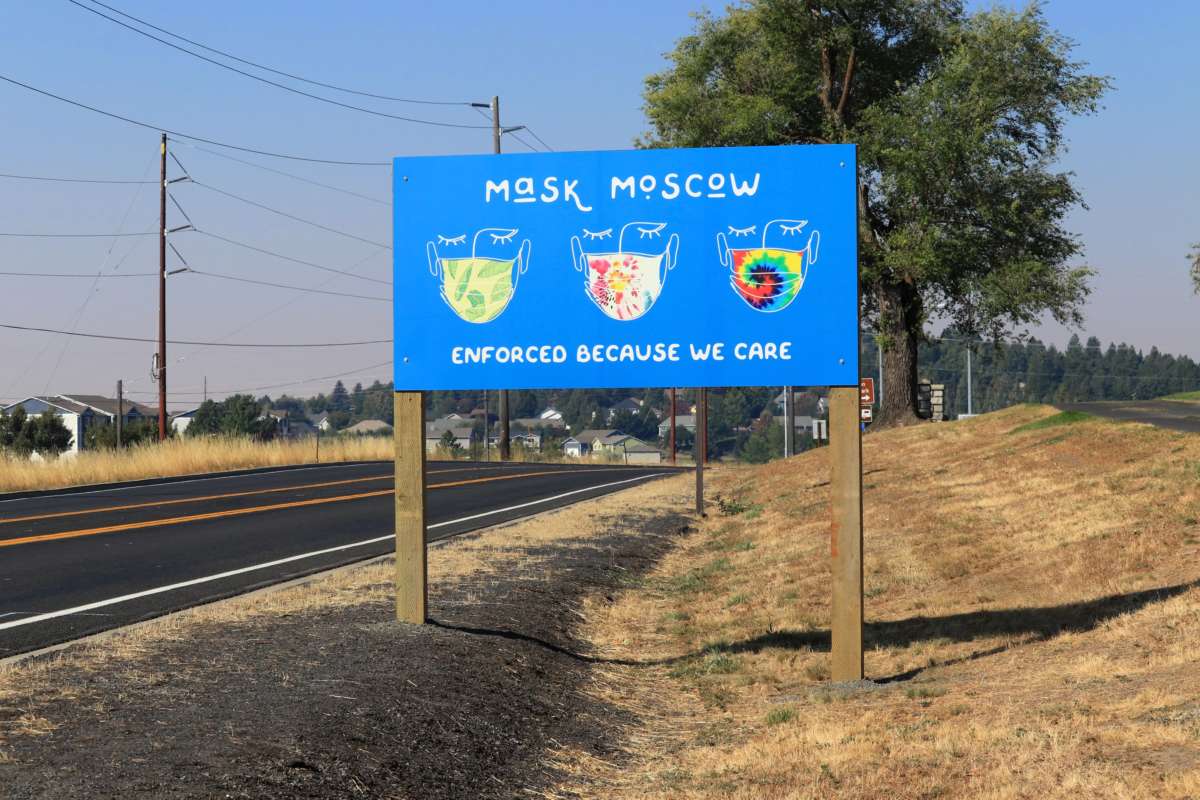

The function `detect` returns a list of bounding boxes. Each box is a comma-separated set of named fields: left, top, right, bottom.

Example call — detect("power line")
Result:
left=0, top=72, right=390, bottom=166
left=184, top=269, right=390, bottom=302
left=0, top=230, right=154, bottom=238
left=171, top=248, right=389, bottom=367
left=189, top=181, right=390, bottom=248
left=78, top=0, right=471, bottom=107
left=182, top=144, right=389, bottom=205
left=522, top=127, right=555, bottom=152
left=67, top=0, right=492, bottom=129
left=0, top=270, right=155, bottom=278
left=0, top=322, right=391, bottom=347
left=193, top=230, right=390, bottom=286
left=123, top=360, right=394, bottom=398
left=505, top=130, right=541, bottom=153
left=0, top=171, right=154, bottom=184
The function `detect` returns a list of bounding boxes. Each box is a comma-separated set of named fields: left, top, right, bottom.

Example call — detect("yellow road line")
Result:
left=0, top=474, right=394, bottom=526
left=0, top=465, right=579, bottom=526
left=0, top=468, right=622, bottom=549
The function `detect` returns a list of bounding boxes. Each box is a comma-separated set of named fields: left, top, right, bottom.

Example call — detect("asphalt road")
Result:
left=1058, top=400, right=1200, bottom=434
left=0, top=460, right=673, bottom=658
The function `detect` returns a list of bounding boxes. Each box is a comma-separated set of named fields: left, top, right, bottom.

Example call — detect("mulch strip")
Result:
left=0, top=510, right=692, bottom=799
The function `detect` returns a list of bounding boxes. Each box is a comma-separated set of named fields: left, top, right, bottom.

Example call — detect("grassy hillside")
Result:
left=569, top=404, right=1200, bottom=799
left=1164, top=391, right=1200, bottom=401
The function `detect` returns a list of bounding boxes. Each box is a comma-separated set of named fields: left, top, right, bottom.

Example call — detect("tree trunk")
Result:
left=875, top=278, right=922, bottom=426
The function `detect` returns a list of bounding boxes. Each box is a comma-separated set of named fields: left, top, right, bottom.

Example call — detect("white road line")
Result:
left=0, top=473, right=657, bottom=632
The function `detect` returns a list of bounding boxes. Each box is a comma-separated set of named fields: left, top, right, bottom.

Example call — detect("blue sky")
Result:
left=0, top=1, right=1195, bottom=406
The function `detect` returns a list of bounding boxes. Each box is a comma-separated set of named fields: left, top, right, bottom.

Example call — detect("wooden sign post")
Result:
left=394, top=391, right=427, bottom=624
left=829, top=386, right=864, bottom=680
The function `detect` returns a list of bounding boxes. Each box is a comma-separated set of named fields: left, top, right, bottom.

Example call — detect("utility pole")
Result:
left=966, top=346, right=973, bottom=416
left=203, top=375, right=207, bottom=403
left=695, top=388, right=708, bottom=514
left=668, top=387, right=676, bottom=465
left=783, top=386, right=794, bottom=457
left=491, top=96, right=510, bottom=461
left=116, top=379, right=124, bottom=450
left=157, top=133, right=168, bottom=441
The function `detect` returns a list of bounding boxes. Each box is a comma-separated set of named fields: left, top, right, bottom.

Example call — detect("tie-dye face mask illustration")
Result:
left=717, top=219, right=820, bottom=313
left=570, top=222, right=680, bottom=321
left=427, top=228, right=531, bottom=324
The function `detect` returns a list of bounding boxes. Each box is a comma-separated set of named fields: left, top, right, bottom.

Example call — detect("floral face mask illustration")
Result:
left=427, top=228, right=531, bottom=324
left=717, top=219, right=820, bottom=313
left=570, top=221, right=680, bottom=321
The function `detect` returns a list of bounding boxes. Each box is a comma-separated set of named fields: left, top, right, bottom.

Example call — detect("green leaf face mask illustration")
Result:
left=439, top=257, right=517, bottom=324
left=427, top=228, right=530, bottom=324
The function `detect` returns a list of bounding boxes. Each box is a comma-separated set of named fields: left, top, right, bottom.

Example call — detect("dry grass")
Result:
left=561, top=404, right=1200, bottom=799
left=0, top=435, right=392, bottom=494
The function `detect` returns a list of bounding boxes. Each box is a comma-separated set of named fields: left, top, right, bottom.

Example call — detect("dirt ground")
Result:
left=0, top=479, right=694, bottom=799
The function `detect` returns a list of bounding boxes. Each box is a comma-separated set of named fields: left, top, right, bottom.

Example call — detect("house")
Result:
left=656, top=415, right=697, bottom=439
left=2, top=394, right=158, bottom=455
left=772, top=414, right=818, bottom=438
left=344, top=419, right=392, bottom=436
left=425, top=422, right=475, bottom=454
left=1, top=397, right=89, bottom=455
left=538, top=407, right=564, bottom=421
left=606, top=397, right=643, bottom=421
left=619, top=437, right=663, bottom=465
left=261, top=409, right=292, bottom=437
left=287, top=419, right=318, bottom=439
left=562, top=428, right=618, bottom=457
left=512, top=416, right=565, bottom=431
left=314, top=413, right=333, bottom=432
left=171, top=408, right=199, bottom=436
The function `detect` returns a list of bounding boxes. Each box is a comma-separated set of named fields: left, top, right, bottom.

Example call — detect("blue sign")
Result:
left=393, top=144, right=858, bottom=390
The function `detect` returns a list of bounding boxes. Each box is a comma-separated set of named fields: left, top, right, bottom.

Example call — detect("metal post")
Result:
left=483, top=389, right=490, bottom=462
left=115, top=379, right=124, bottom=449
left=695, top=388, right=707, bottom=515
left=395, top=391, right=427, bottom=624
left=829, top=386, right=864, bottom=681
left=783, top=385, right=794, bottom=457
left=966, top=346, right=973, bottom=416
left=157, top=133, right=168, bottom=442
left=315, top=425, right=320, bottom=463
left=668, top=387, right=676, bottom=465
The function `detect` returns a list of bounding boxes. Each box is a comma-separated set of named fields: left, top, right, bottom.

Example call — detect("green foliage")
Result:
left=871, top=328, right=1200, bottom=411
left=83, top=418, right=160, bottom=449
left=0, top=408, right=73, bottom=457
left=1191, top=244, right=1199, bottom=294
left=438, top=428, right=462, bottom=456
left=1009, top=410, right=1092, bottom=434
left=643, top=1, right=1108, bottom=421
left=186, top=395, right=276, bottom=441
left=766, top=707, right=796, bottom=725
left=740, top=416, right=785, bottom=463
left=329, top=380, right=351, bottom=413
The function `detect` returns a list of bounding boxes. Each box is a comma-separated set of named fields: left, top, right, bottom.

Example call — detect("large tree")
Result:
left=1191, top=244, right=1199, bottom=294
left=642, top=0, right=1107, bottom=424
